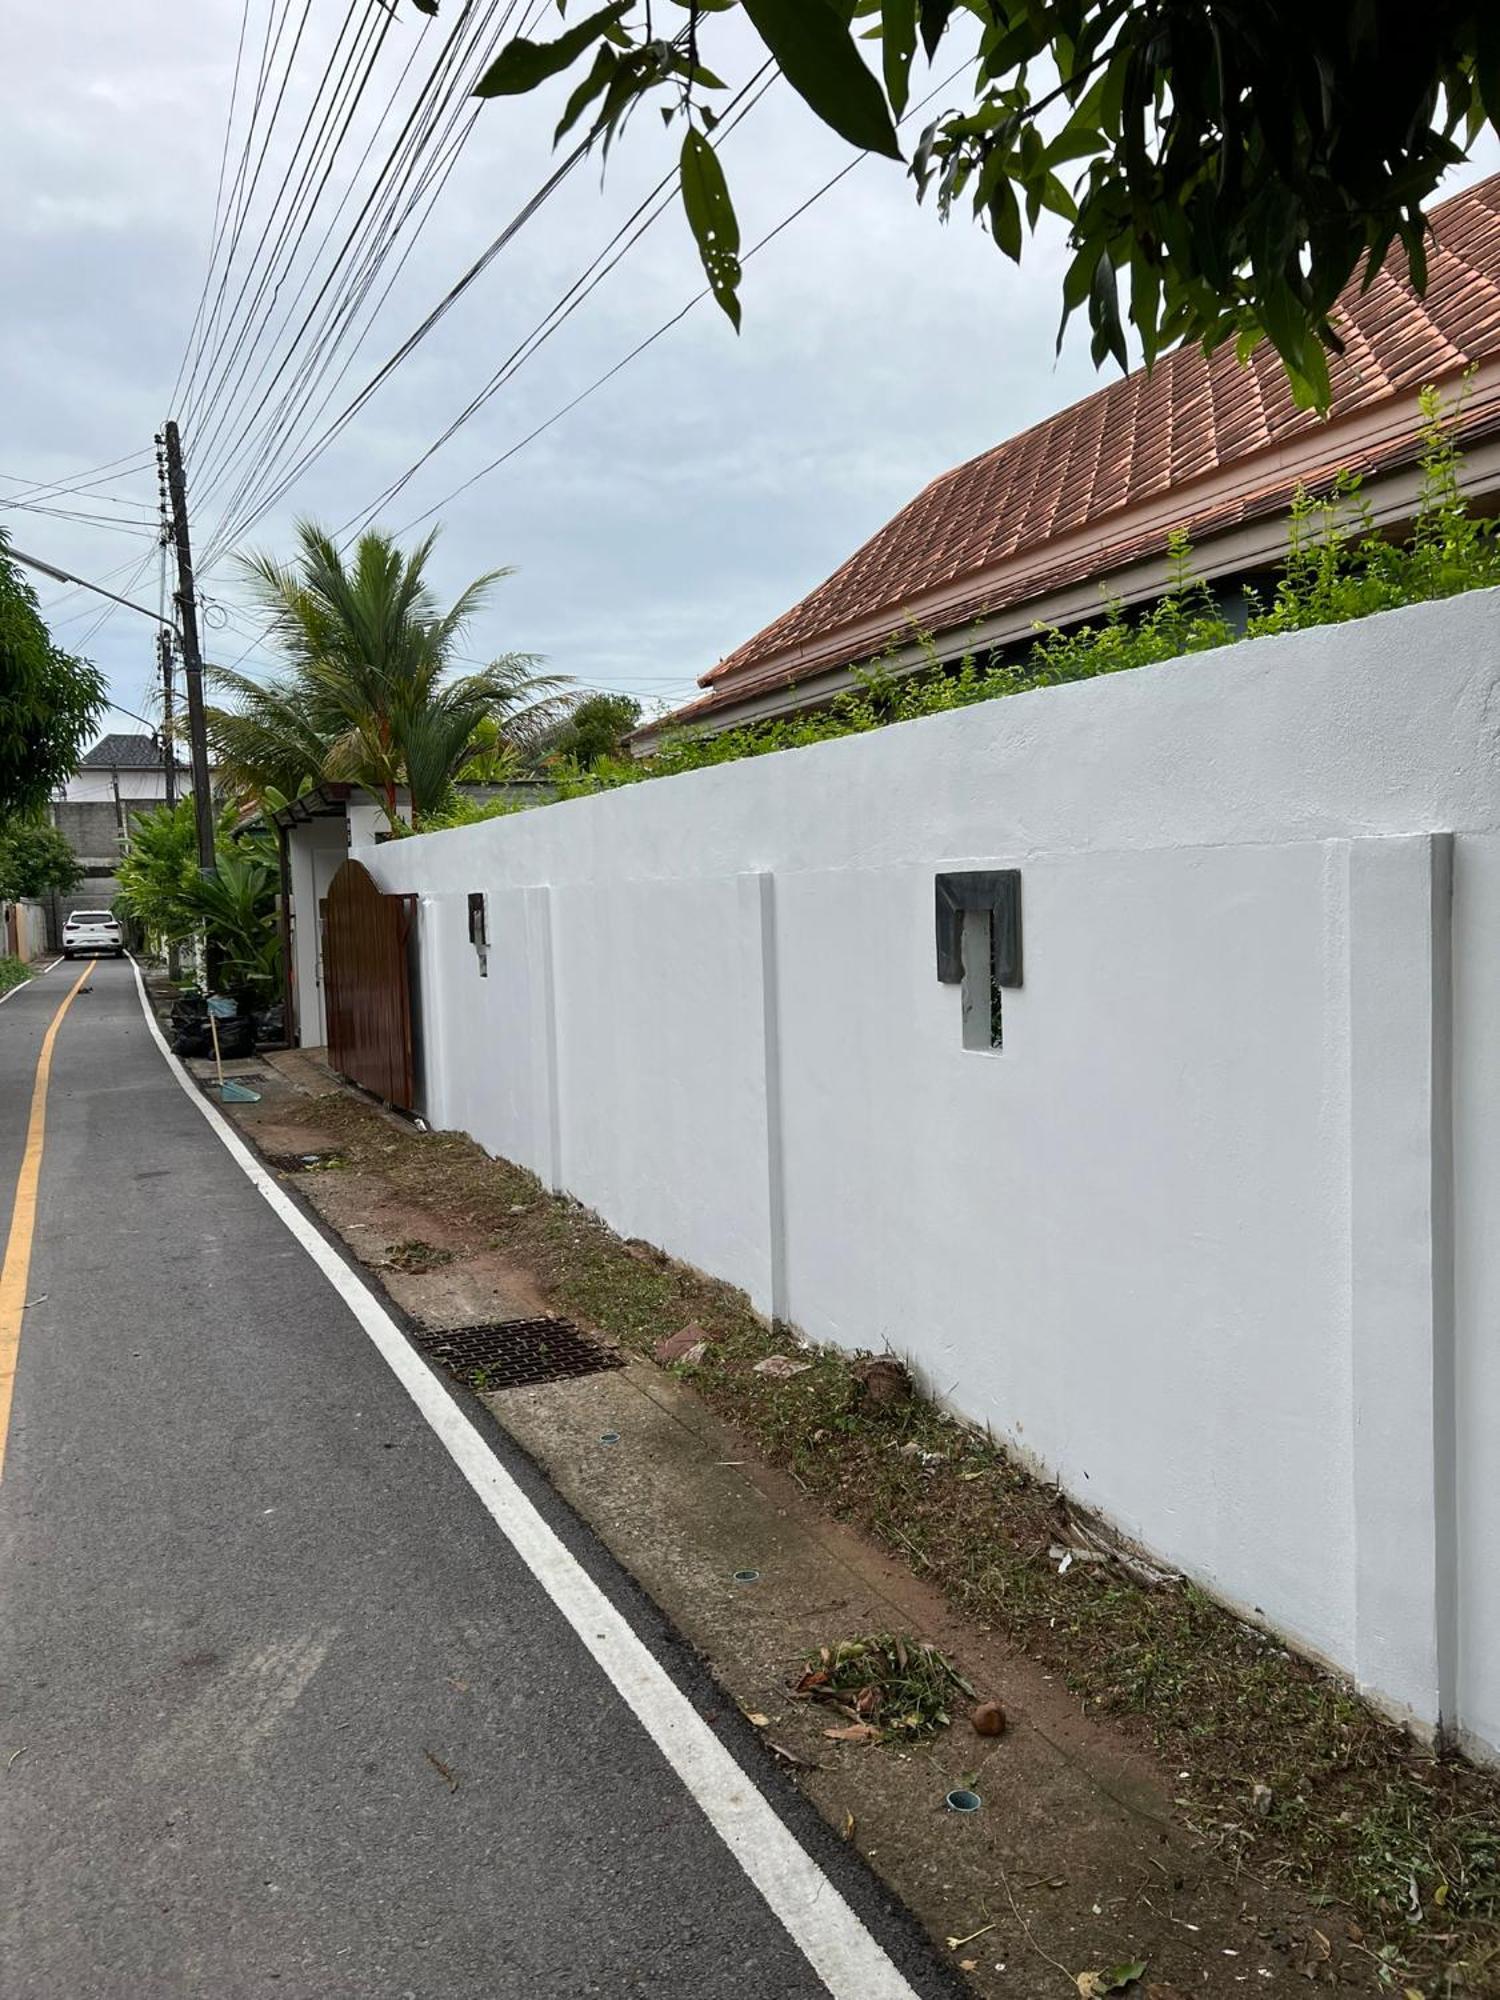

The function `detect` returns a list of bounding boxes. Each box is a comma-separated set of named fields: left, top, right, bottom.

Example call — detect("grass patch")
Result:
left=382, top=1238, right=454, bottom=1274
left=0, top=956, right=30, bottom=996
left=276, top=1089, right=1500, bottom=1995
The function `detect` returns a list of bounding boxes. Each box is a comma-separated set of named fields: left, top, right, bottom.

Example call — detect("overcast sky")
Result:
left=3, top=3, right=1498, bottom=744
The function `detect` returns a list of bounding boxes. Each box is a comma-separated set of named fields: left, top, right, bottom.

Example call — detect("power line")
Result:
left=186, top=0, right=392, bottom=458
left=196, top=0, right=532, bottom=552
left=167, top=0, right=254, bottom=412
left=181, top=0, right=313, bottom=431
left=177, top=0, right=296, bottom=425
left=211, top=47, right=770, bottom=560
left=0, top=454, right=154, bottom=505
left=382, top=62, right=969, bottom=538
left=0, top=500, right=158, bottom=538
left=189, top=0, right=472, bottom=509
left=203, top=135, right=591, bottom=559
left=0, top=474, right=156, bottom=516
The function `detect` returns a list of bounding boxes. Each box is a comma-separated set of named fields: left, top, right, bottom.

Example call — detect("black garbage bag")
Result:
left=255, top=1001, right=286, bottom=1048
left=213, top=1013, right=256, bottom=1059
left=170, top=990, right=208, bottom=1031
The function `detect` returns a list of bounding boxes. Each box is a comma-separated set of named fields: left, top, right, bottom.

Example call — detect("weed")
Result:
left=383, top=1238, right=455, bottom=1274
left=791, top=1635, right=975, bottom=1744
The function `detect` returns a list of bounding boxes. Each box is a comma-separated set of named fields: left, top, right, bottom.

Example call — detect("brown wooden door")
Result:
left=322, top=858, right=418, bottom=1111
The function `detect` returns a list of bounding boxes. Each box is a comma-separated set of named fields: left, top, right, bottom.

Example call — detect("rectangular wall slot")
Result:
left=960, top=907, right=1004, bottom=1050
left=467, top=891, right=489, bottom=977
left=936, top=870, right=1020, bottom=1053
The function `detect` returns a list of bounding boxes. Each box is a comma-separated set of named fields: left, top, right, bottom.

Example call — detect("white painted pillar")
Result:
left=524, top=884, right=562, bottom=1193
left=1347, top=832, right=1455, bottom=1736
left=736, top=871, right=786, bottom=1323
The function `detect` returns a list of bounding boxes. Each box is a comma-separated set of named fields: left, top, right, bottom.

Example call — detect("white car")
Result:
left=62, top=910, right=124, bottom=959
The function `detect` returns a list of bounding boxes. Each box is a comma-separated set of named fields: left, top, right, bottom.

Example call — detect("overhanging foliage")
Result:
left=464, top=0, right=1500, bottom=409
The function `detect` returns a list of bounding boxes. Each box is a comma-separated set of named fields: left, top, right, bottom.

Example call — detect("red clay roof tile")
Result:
left=681, top=174, right=1500, bottom=723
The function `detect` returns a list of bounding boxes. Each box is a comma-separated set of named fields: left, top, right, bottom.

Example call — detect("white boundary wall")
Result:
left=359, top=589, right=1500, bottom=1760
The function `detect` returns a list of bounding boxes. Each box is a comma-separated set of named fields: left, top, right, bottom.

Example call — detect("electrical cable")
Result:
left=181, top=0, right=314, bottom=431
left=0, top=455, right=154, bottom=505
left=188, top=2, right=478, bottom=509
left=213, top=44, right=768, bottom=558
left=186, top=0, right=392, bottom=460
left=381, top=62, right=970, bottom=538
left=178, top=0, right=297, bottom=425
left=195, top=0, right=528, bottom=545
left=167, top=0, right=254, bottom=412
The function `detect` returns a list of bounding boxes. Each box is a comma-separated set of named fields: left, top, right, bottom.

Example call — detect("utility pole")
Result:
left=158, top=627, right=178, bottom=806
left=159, top=422, right=215, bottom=877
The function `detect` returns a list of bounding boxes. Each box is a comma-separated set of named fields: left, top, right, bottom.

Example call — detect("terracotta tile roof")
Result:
left=673, top=172, right=1500, bottom=729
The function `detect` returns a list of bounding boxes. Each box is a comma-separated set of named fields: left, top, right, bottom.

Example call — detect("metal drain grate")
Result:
left=413, top=1317, right=624, bottom=1391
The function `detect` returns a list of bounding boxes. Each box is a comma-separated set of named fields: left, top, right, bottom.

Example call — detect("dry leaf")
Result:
left=841, top=1810, right=856, bottom=1841
left=744, top=1711, right=770, bottom=1727
left=823, top=1721, right=882, bottom=1744
left=960, top=1960, right=978, bottom=1973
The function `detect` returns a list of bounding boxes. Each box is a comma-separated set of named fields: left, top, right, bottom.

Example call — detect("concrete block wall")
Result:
left=359, top=588, right=1500, bottom=1762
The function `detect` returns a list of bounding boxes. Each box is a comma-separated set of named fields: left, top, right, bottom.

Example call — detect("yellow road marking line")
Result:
left=0, top=958, right=94, bottom=1480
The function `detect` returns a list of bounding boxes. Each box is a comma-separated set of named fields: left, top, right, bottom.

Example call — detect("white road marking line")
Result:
left=126, top=960, right=923, bottom=2000
left=0, top=960, right=60, bottom=1007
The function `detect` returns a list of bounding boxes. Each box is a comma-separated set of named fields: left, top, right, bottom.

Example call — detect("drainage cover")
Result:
left=413, top=1317, right=624, bottom=1391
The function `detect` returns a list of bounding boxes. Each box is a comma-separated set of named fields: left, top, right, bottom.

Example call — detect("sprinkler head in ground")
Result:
left=945, top=1788, right=982, bottom=1814
left=732, top=1568, right=761, bottom=1585
left=598, top=1431, right=621, bottom=1446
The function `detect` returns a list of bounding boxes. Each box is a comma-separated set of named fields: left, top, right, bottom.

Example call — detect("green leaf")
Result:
left=473, top=2, right=629, bottom=99
left=740, top=0, right=901, bottom=158
left=918, top=0, right=954, bottom=60
left=1089, top=251, right=1127, bottom=370
left=679, top=127, right=743, bottom=330
left=1044, top=123, right=1105, bottom=169
left=986, top=172, right=1022, bottom=260
left=554, top=41, right=618, bottom=141
left=1102, top=1963, right=1147, bottom=1993
left=882, top=0, right=918, bottom=118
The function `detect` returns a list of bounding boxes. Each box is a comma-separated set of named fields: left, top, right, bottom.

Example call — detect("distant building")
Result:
left=48, top=733, right=191, bottom=941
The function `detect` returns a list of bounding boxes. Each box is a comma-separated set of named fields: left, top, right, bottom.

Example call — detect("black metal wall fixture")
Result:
left=935, top=870, right=1023, bottom=988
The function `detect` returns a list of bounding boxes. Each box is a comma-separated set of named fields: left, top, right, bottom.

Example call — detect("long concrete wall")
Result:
left=358, top=588, right=1500, bottom=1761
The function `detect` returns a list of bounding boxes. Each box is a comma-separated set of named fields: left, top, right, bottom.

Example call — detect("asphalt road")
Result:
left=0, top=959, right=954, bottom=2000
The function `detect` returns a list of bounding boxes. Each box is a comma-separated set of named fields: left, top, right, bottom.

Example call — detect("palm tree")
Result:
left=205, top=523, right=566, bottom=826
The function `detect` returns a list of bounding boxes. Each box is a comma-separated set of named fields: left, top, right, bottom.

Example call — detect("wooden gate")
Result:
left=321, top=858, right=418, bottom=1110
